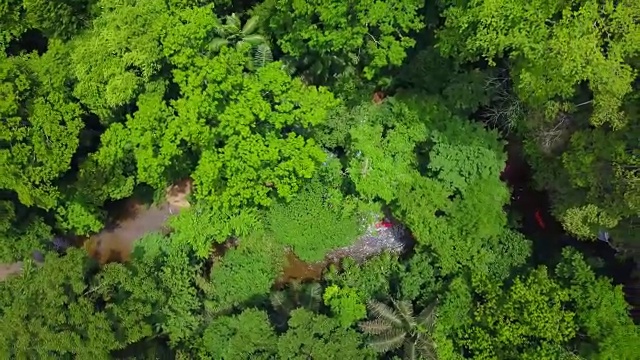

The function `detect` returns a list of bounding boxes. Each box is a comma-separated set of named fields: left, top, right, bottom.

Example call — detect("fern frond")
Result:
left=416, top=302, right=437, bottom=331
left=368, top=300, right=403, bottom=326
left=368, top=328, right=406, bottom=353
left=289, top=280, right=302, bottom=293
left=359, top=319, right=393, bottom=335
left=253, top=44, right=273, bottom=69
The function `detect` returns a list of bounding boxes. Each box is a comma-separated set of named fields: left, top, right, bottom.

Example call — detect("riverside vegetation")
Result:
left=1, top=0, right=640, bottom=358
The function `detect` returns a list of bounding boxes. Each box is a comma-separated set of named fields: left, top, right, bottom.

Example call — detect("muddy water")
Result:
left=278, top=251, right=326, bottom=285
left=84, top=179, right=192, bottom=263
left=276, top=222, right=412, bottom=285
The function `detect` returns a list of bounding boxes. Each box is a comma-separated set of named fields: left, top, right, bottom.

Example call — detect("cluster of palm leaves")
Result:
left=270, top=281, right=323, bottom=327
left=208, top=13, right=359, bottom=83
left=270, top=282, right=322, bottom=310
left=359, top=299, right=438, bottom=360
left=209, top=13, right=273, bottom=69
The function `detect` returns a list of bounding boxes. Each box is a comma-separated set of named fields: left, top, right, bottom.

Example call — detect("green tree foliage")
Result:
left=168, top=204, right=263, bottom=258
left=342, top=96, right=528, bottom=276
left=555, top=248, right=640, bottom=358
left=0, top=201, right=52, bottom=262
left=23, top=0, right=93, bottom=39
left=0, top=44, right=83, bottom=211
left=359, top=299, right=438, bottom=360
left=325, top=252, right=403, bottom=302
left=71, top=0, right=170, bottom=121
left=463, top=267, right=576, bottom=359
left=0, top=0, right=25, bottom=50
left=398, top=251, right=442, bottom=308
left=210, top=14, right=266, bottom=52
left=0, top=0, right=92, bottom=49
left=185, top=53, right=338, bottom=211
left=256, top=0, right=425, bottom=80
left=270, top=281, right=323, bottom=324
left=533, top=119, right=640, bottom=244
left=94, top=234, right=201, bottom=347
left=0, top=249, right=122, bottom=358
left=323, top=284, right=367, bottom=327
left=202, top=234, right=283, bottom=312
left=267, top=180, right=361, bottom=262
left=438, top=0, right=640, bottom=128
left=395, top=48, right=496, bottom=117
left=0, top=0, right=638, bottom=357
left=69, top=3, right=338, bottom=224
left=269, top=282, right=329, bottom=337
left=437, top=0, right=640, bottom=245
left=458, top=249, right=640, bottom=359
left=346, top=99, right=428, bottom=203
left=208, top=13, right=273, bottom=70
left=197, top=308, right=277, bottom=359
left=277, top=308, right=374, bottom=360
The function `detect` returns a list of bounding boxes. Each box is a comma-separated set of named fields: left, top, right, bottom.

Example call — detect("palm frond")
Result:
left=280, top=59, right=297, bottom=76
left=368, top=328, right=406, bottom=353
left=301, top=54, right=315, bottom=66
left=395, top=299, right=416, bottom=328
left=209, top=38, right=229, bottom=52
left=242, top=16, right=260, bottom=35
left=270, top=290, right=287, bottom=309
left=289, top=280, right=302, bottom=294
left=368, top=300, right=403, bottom=326
left=404, top=340, right=416, bottom=360
left=309, top=60, right=324, bottom=77
left=213, top=26, right=228, bottom=38
left=253, top=44, right=273, bottom=69
left=243, top=34, right=267, bottom=46
left=416, top=302, right=437, bottom=331
left=416, top=338, right=438, bottom=360
left=305, top=282, right=323, bottom=301
left=225, top=13, right=241, bottom=33
left=359, top=319, right=393, bottom=335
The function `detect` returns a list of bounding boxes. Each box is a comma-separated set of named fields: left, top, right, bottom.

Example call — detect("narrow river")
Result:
left=84, top=179, right=192, bottom=263
left=1, top=155, right=638, bottom=323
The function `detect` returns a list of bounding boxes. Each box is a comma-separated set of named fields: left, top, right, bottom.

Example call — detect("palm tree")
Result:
left=359, top=299, right=438, bottom=360
left=270, top=281, right=322, bottom=329
left=209, top=13, right=272, bottom=69
left=270, top=281, right=323, bottom=313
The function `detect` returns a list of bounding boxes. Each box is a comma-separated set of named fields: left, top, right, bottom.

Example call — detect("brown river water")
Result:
left=0, top=180, right=193, bottom=281
left=84, top=179, right=193, bottom=263
left=0, top=177, right=410, bottom=284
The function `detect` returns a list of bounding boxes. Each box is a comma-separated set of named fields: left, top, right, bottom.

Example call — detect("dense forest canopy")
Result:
left=1, top=0, right=639, bottom=358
